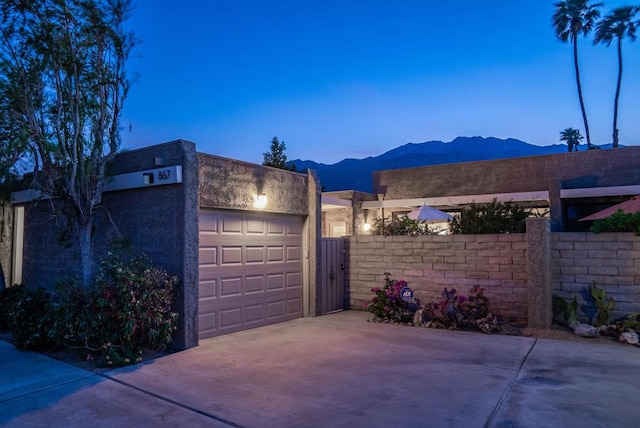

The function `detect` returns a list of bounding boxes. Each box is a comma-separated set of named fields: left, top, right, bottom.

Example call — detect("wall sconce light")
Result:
left=363, top=222, right=371, bottom=232
left=253, top=194, right=267, bottom=209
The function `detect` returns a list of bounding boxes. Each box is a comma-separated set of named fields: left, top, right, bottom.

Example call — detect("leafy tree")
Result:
left=553, top=0, right=602, bottom=150
left=262, top=136, right=296, bottom=171
left=594, top=6, right=638, bottom=148
left=589, top=209, right=640, bottom=233
left=449, top=199, right=534, bottom=234
left=0, top=0, right=137, bottom=286
left=559, top=127, right=584, bottom=152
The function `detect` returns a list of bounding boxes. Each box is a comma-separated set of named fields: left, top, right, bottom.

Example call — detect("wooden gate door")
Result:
left=321, top=238, right=345, bottom=313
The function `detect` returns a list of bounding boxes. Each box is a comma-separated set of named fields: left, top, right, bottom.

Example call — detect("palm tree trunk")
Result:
left=612, top=37, right=623, bottom=148
left=573, top=35, right=592, bottom=149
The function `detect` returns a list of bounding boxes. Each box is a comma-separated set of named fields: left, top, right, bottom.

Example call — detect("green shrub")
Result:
left=364, top=273, right=416, bottom=323
left=7, top=287, right=56, bottom=350
left=372, top=216, right=434, bottom=236
left=449, top=199, right=534, bottom=234
left=0, top=284, right=26, bottom=331
left=552, top=293, right=577, bottom=328
left=2, top=253, right=179, bottom=367
left=589, top=283, right=614, bottom=327
left=86, top=253, right=179, bottom=366
left=589, top=210, right=640, bottom=233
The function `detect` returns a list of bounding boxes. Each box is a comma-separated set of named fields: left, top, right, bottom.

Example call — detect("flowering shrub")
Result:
left=3, top=253, right=179, bottom=367
left=364, top=273, right=416, bottom=323
left=420, top=285, right=497, bottom=333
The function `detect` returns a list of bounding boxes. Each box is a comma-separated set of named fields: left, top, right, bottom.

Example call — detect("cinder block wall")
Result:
left=345, top=234, right=528, bottom=324
left=346, top=231, right=640, bottom=326
left=551, top=232, right=640, bottom=323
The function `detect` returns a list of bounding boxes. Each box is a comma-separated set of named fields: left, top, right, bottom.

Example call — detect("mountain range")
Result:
left=292, top=136, right=571, bottom=193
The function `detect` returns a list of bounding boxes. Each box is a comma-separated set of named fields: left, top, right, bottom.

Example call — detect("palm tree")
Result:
left=560, top=127, right=584, bottom=152
left=553, top=0, right=602, bottom=150
left=594, top=6, right=638, bottom=148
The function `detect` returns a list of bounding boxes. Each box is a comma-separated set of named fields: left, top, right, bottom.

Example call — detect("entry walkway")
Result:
left=1, top=311, right=639, bottom=427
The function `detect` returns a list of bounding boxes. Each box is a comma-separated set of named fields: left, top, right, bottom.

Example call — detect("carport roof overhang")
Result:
left=358, top=185, right=640, bottom=211
left=321, top=195, right=353, bottom=210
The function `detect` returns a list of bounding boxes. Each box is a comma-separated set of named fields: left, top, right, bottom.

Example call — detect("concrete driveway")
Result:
left=1, top=311, right=639, bottom=427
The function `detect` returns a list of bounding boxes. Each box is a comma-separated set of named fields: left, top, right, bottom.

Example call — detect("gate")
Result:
left=320, top=238, right=345, bottom=313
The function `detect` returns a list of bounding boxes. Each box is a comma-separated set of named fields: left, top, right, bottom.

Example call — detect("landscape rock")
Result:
left=574, top=323, right=599, bottom=338
left=597, top=324, right=618, bottom=337
left=619, top=330, right=639, bottom=345
left=413, top=309, right=424, bottom=326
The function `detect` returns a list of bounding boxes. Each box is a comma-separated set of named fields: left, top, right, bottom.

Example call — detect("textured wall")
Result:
left=345, top=234, right=528, bottom=324
left=374, top=146, right=640, bottom=199
left=0, top=202, right=13, bottom=288
left=198, top=153, right=308, bottom=214
left=19, top=140, right=199, bottom=349
left=551, top=232, right=640, bottom=323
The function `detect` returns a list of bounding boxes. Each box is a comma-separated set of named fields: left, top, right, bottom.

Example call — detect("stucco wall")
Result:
left=551, top=232, right=640, bottom=323
left=345, top=234, right=528, bottom=324
left=0, top=202, right=12, bottom=288
left=19, top=140, right=199, bottom=349
left=374, top=146, right=640, bottom=199
left=198, top=153, right=308, bottom=214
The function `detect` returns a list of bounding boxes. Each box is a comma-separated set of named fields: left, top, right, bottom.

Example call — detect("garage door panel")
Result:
left=199, top=247, right=217, bottom=265
left=287, top=297, right=303, bottom=315
left=246, top=219, right=265, bottom=234
left=220, top=246, right=242, bottom=265
left=198, top=209, right=304, bottom=340
left=246, top=246, right=265, bottom=263
left=245, top=303, right=265, bottom=323
left=266, top=300, right=284, bottom=319
left=267, top=246, right=284, bottom=262
left=221, top=217, right=243, bottom=234
left=220, top=277, right=242, bottom=297
left=199, top=313, right=216, bottom=336
left=220, top=307, right=242, bottom=329
left=245, top=275, right=265, bottom=294
left=199, top=279, right=218, bottom=299
left=287, top=272, right=302, bottom=289
left=266, top=273, right=285, bottom=291
left=287, top=246, right=302, bottom=261
left=287, top=221, right=303, bottom=235
left=267, top=222, right=285, bottom=235
left=199, top=297, right=218, bottom=317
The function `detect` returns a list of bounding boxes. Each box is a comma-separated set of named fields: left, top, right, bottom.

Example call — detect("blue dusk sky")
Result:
left=121, top=0, right=640, bottom=165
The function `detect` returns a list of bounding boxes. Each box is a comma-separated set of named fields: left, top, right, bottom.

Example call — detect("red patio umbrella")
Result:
left=579, top=196, right=640, bottom=221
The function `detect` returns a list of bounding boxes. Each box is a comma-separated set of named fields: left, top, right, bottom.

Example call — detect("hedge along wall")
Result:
left=344, top=234, right=529, bottom=324
left=551, top=233, right=640, bottom=323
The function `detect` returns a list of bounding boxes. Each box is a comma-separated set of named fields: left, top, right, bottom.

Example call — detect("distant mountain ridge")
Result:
left=292, top=136, right=569, bottom=193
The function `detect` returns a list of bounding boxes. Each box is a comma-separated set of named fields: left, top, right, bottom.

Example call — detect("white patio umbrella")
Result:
left=407, top=204, right=453, bottom=223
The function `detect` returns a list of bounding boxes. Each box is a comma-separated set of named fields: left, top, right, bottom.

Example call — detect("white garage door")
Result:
left=198, top=209, right=304, bottom=340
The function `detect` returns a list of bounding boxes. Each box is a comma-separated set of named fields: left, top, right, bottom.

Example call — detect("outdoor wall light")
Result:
left=253, top=194, right=267, bottom=209
left=363, top=222, right=371, bottom=232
